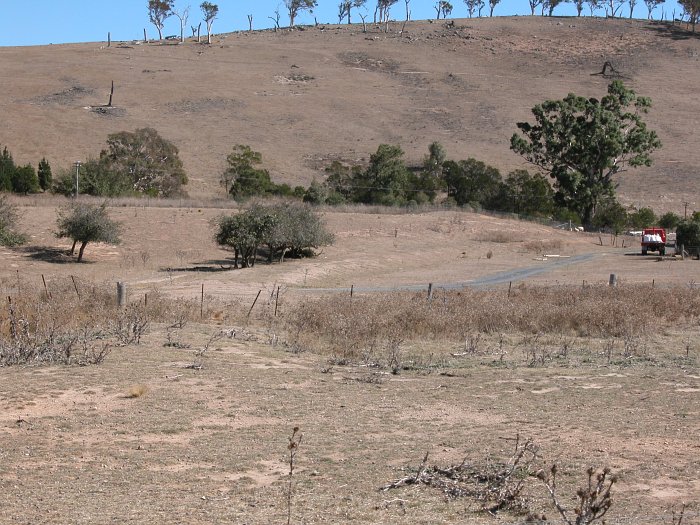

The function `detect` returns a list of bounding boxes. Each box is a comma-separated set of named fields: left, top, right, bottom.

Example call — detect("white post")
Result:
left=74, top=161, right=81, bottom=197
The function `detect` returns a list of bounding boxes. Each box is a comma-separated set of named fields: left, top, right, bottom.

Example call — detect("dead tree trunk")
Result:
left=107, top=80, right=114, bottom=107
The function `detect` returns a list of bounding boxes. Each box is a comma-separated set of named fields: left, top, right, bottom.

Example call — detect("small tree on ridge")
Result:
left=148, top=0, right=175, bottom=40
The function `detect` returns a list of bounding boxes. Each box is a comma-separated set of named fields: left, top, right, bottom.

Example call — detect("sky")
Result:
left=0, top=0, right=681, bottom=47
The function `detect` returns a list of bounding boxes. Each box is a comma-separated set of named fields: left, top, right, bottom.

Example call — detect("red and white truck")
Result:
left=641, top=227, right=666, bottom=256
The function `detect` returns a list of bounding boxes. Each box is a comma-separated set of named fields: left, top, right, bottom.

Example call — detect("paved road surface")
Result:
left=297, top=252, right=600, bottom=294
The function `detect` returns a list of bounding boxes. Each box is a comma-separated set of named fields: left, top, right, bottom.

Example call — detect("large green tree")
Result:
left=442, top=158, right=501, bottom=207
left=354, top=144, right=413, bottom=206
left=497, top=169, right=554, bottom=217
left=511, top=81, right=661, bottom=227
left=101, top=128, right=187, bottom=197
left=56, top=203, right=121, bottom=263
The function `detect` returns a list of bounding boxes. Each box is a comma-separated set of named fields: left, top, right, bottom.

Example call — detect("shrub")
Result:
left=55, top=202, right=121, bottom=262
left=442, top=158, right=501, bottom=207
left=658, top=211, right=681, bottom=230
left=215, top=203, right=333, bottom=267
left=11, top=164, right=40, bottom=194
left=592, top=198, right=627, bottom=234
left=0, top=196, right=26, bottom=246
left=676, top=219, right=700, bottom=256
left=38, top=158, right=52, bottom=191
left=627, top=207, right=657, bottom=229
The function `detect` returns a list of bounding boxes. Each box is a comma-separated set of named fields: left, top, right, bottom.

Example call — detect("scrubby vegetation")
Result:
left=214, top=201, right=333, bottom=268
left=53, top=128, right=187, bottom=198
left=0, top=196, right=26, bottom=246
left=284, top=284, right=700, bottom=360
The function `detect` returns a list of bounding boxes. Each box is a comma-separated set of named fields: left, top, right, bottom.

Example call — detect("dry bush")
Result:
left=283, top=285, right=700, bottom=360
left=0, top=277, right=215, bottom=366
left=538, top=465, right=616, bottom=525
left=382, top=435, right=539, bottom=515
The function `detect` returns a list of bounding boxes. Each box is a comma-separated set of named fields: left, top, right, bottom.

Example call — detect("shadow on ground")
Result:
left=643, top=21, right=700, bottom=41
left=22, top=246, right=88, bottom=264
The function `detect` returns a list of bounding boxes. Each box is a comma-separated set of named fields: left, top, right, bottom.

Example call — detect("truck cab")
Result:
left=641, top=227, right=666, bottom=256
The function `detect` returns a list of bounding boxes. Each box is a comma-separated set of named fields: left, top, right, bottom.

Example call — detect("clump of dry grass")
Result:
left=126, top=384, right=148, bottom=398
left=283, top=285, right=700, bottom=361
left=524, top=239, right=564, bottom=254
left=474, top=230, right=519, bottom=243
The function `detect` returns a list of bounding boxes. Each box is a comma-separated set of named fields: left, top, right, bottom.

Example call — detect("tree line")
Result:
left=143, top=0, right=697, bottom=42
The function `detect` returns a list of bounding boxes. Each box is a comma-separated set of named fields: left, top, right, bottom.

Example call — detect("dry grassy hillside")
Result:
left=0, top=17, right=698, bottom=211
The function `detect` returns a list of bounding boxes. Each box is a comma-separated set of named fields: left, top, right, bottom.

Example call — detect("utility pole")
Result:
left=74, top=161, right=81, bottom=197
left=683, top=201, right=689, bottom=219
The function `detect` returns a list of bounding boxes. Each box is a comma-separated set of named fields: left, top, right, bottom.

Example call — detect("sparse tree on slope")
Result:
left=511, top=81, right=661, bottom=227
left=174, top=4, right=190, bottom=42
left=463, top=0, right=484, bottom=17
left=586, top=0, right=603, bottom=15
left=56, top=202, right=121, bottom=263
left=286, top=0, right=318, bottom=27
left=489, top=0, right=500, bottom=16
left=200, top=2, right=218, bottom=43
left=644, top=0, right=664, bottom=18
left=629, top=0, right=638, bottom=17
left=148, top=0, right=174, bottom=40
left=338, top=0, right=367, bottom=23
left=435, top=1, right=453, bottom=18
left=679, top=0, right=700, bottom=31
left=543, top=0, right=564, bottom=15
left=528, top=0, right=543, bottom=15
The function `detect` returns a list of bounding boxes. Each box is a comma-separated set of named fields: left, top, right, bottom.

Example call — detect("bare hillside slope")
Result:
left=0, top=17, right=697, bottom=210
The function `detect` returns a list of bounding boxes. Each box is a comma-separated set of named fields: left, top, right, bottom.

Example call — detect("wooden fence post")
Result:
left=71, top=275, right=80, bottom=299
left=247, top=290, right=262, bottom=318
left=117, top=281, right=126, bottom=307
left=609, top=274, right=617, bottom=287
left=427, top=283, right=433, bottom=300
left=41, top=274, right=51, bottom=299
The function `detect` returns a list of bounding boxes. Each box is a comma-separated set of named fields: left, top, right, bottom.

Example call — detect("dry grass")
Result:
left=125, top=384, right=149, bottom=398
left=474, top=230, right=519, bottom=243
left=524, top=239, right=564, bottom=254
left=283, top=285, right=700, bottom=362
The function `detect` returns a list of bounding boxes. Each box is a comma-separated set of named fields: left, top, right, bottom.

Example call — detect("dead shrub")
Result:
left=381, top=435, right=539, bottom=515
